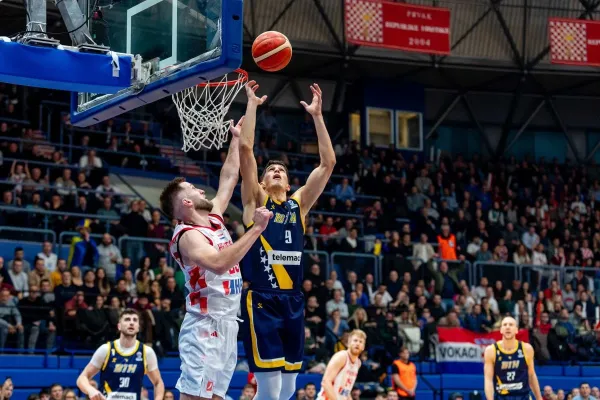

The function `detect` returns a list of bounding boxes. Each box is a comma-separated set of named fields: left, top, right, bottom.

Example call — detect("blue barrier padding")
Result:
left=0, top=41, right=131, bottom=93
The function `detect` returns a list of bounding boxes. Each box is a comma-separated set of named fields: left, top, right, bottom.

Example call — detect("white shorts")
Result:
left=176, top=313, right=239, bottom=398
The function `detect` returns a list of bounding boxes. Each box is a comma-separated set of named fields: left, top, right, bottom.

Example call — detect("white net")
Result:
left=172, top=69, right=248, bottom=152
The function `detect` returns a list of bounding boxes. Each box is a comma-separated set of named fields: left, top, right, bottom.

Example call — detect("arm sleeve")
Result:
left=90, top=344, right=109, bottom=369
left=391, top=364, right=399, bottom=374
left=144, top=345, right=159, bottom=372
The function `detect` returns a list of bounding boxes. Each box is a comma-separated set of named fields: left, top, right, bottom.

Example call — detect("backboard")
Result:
left=69, top=0, right=243, bottom=127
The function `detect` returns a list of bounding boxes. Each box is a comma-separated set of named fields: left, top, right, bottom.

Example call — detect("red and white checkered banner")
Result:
left=345, top=0, right=451, bottom=55
left=549, top=18, right=600, bottom=66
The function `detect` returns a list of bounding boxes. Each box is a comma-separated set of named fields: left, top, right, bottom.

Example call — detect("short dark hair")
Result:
left=119, top=308, right=139, bottom=320
left=260, top=160, right=289, bottom=182
left=160, top=177, right=186, bottom=219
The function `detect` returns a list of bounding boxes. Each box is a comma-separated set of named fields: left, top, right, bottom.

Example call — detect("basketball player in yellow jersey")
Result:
left=484, top=317, right=543, bottom=400
left=238, top=80, right=336, bottom=400
left=318, top=330, right=367, bottom=400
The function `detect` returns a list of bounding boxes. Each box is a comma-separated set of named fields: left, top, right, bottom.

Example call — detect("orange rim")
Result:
left=198, top=68, right=248, bottom=88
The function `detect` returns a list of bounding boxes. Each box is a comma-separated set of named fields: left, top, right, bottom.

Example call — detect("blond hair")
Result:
left=349, top=329, right=367, bottom=341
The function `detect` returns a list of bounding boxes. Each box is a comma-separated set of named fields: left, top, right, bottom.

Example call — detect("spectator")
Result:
left=522, top=226, right=540, bottom=251
left=68, top=225, right=98, bottom=269
left=50, top=259, right=67, bottom=288
left=437, top=224, right=458, bottom=260
left=120, top=200, right=149, bottom=261
left=0, top=288, right=24, bottom=349
left=97, top=233, right=123, bottom=280
left=7, top=247, right=31, bottom=273
left=391, top=347, right=417, bottom=399
left=37, top=241, right=57, bottom=273
left=0, top=377, right=13, bottom=400
left=19, top=284, right=54, bottom=352
left=325, top=289, right=349, bottom=319
left=573, top=383, right=597, bottom=400
left=8, top=259, right=28, bottom=298
left=412, top=233, right=435, bottom=269
left=325, top=309, right=349, bottom=349
left=334, top=178, right=356, bottom=202
left=29, top=258, right=51, bottom=289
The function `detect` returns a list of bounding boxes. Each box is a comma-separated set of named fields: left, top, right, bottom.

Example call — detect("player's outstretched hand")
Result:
left=229, top=116, right=244, bottom=138
left=300, top=83, right=322, bottom=117
left=245, top=80, right=267, bottom=105
left=87, top=389, right=106, bottom=400
left=253, top=206, right=273, bottom=231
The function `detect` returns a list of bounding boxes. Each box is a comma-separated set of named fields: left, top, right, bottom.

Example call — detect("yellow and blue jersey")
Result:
left=100, top=341, right=146, bottom=400
left=241, top=195, right=306, bottom=373
left=244, top=196, right=304, bottom=291
left=494, top=341, right=530, bottom=399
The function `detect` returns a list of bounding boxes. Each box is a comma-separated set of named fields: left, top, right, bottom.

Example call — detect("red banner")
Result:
left=549, top=18, right=600, bottom=66
left=345, top=0, right=451, bottom=55
left=437, top=327, right=530, bottom=345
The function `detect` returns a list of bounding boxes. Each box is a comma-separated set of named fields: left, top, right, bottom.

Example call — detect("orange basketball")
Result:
left=252, top=31, right=292, bottom=72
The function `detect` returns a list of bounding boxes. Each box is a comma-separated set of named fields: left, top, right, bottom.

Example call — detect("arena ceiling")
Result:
left=4, top=0, right=600, bottom=159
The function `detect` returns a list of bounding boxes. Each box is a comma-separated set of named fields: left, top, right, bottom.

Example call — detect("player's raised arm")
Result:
left=483, top=345, right=496, bottom=400
left=179, top=206, right=273, bottom=274
left=524, top=343, right=543, bottom=400
left=211, top=117, right=243, bottom=215
left=239, top=80, right=268, bottom=225
left=320, top=351, right=347, bottom=400
left=291, top=84, right=336, bottom=217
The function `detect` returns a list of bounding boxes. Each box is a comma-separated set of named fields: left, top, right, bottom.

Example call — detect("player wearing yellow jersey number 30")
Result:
left=484, top=317, right=543, bottom=400
left=76, top=309, right=164, bottom=400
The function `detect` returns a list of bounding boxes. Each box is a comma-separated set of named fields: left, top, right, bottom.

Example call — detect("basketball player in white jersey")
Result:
left=159, top=119, right=273, bottom=400
left=318, top=330, right=367, bottom=400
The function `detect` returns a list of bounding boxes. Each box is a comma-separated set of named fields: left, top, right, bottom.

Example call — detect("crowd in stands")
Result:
left=1, top=82, right=600, bottom=400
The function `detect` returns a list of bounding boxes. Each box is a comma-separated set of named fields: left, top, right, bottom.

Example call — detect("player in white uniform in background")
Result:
left=318, top=330, right=367, bottom=400
left=76, top=309, right=164, bottom=400
left=159, top=119, right=273, bottom=400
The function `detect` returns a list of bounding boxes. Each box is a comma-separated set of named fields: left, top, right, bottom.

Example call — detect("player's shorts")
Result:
left=176, top=312, right=239, bottom=398
left=240, top=288, right=305, bottom=373
left=494, top=393, right=532, bottom=400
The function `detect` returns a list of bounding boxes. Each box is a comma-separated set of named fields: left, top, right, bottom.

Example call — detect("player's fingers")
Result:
left=260, top=95, right=268, bottom=103
left=246, top=80, right=256, bottom=87
left=300, top=101, right=308, bottom=108
left=238, top=116, right=245, bottom=126
left=314, top=83, right=322, bottom=94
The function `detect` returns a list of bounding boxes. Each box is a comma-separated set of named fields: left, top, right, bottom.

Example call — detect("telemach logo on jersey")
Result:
left=268, top=250, right=302, bottom=265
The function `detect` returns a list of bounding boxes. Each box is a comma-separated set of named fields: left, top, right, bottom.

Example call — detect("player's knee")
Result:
left=279, top=372, right=298, bottom=400
left=254, top=371, right=282, bottom=400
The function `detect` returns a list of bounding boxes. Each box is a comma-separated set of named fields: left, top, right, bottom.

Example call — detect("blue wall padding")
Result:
left=0, top=41, right=131, bottom=93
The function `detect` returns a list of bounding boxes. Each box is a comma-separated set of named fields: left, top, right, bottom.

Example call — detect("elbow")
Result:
left=240, top=142, right=253, bottom=155
left=321, top=157, right=336, bottom=171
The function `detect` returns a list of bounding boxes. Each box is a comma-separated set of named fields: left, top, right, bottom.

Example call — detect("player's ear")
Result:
left=259, top=181, right=266, bottom=190
left=181, top=197, right=192, bottom=208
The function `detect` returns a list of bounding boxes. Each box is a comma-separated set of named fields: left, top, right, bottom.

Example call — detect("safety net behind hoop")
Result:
left=172, top=69, right=248, bottom=152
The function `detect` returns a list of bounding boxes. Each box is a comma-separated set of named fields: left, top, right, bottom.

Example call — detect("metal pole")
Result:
left=505, top=100, right=545, bottom=153
left=425, top=95, right=461, bottom=139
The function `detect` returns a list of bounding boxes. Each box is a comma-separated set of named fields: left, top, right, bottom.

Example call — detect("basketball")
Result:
left=252, top=31, right=292, bottom=72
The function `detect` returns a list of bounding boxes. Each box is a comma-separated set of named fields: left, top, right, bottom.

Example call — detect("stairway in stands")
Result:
left=157, top=143, right=206, bottom=178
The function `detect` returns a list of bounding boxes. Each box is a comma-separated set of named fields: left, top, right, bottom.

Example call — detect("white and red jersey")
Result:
left=169, top=214, right=243, bottom=319
left=317, top=352, right=361, bottom=400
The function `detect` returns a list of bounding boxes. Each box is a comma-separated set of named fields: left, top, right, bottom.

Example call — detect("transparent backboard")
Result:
left=70, top=0, right=243, bottom=126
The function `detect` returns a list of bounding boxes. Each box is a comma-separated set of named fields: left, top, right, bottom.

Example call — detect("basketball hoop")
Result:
left=172, top=69, right=248, bottom=152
